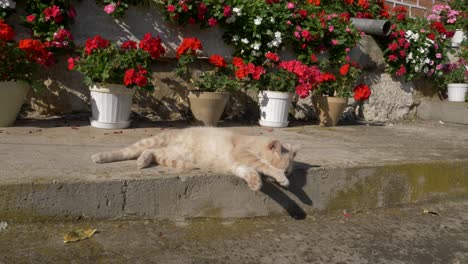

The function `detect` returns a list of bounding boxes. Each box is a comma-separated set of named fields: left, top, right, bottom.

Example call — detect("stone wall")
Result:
left=13, top=1, right=430, bottom=123
left=386, top=0, right=449, bottom=17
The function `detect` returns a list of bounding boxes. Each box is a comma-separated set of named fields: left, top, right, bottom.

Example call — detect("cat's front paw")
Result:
left=246, top=172, right=262, bottom=191
left=277, top=177, right=290, bottom=187
left=91, top=153, right=104, bottom=163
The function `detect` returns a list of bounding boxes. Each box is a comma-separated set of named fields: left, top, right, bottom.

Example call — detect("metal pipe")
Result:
left=350, top=18, right=392, bottom=36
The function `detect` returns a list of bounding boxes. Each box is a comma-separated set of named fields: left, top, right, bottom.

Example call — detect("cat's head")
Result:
left=265, top=140, right=298, bottom=176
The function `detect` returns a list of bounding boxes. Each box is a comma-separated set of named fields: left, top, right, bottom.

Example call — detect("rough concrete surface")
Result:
left=1, top=199, right=468, bottom=264
left=0, top=119, right=467, bottom=221
left=417, top=100, right=468, bottom=125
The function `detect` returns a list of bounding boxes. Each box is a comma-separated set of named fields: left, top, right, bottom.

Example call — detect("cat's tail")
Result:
left=91, top=133, right=169, bottom=163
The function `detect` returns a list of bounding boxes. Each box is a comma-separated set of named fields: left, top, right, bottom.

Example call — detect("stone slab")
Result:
left=0, top=120, right=467, bottom=221
left=417, top=100, right=468, bottom=125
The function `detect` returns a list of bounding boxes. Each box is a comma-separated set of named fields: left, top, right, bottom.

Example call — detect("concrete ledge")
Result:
left=0, top=120, right=467, bottom=221
left=1, top=160, right=467, bottom=221
left=418, top=100, right=468, bottom=124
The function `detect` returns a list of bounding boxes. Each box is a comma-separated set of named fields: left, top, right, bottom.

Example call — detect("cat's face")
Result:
left=266, top=140, right=297, bottom=176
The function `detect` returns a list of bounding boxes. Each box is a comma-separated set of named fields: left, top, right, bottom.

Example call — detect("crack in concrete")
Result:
left=121, top=180, right=128, bottom=212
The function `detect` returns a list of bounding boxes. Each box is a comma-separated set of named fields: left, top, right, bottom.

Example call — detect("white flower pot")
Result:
left=89, top=84, right=135, bottom=129
left=451, top=29, right=465, bottom=48
left=0, top=81, right=30, bottom=127
left=447, top=83, right=467, bottom=102
left=258, top=91, right=293, bottom=128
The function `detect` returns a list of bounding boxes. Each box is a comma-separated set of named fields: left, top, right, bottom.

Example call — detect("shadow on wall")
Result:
left=71, top=1, right=234, bottom=57
left=261, top=161, right=317, bottom=220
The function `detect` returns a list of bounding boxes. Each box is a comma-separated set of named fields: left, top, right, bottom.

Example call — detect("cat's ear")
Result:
left=267, top=140, right=282, bottom=154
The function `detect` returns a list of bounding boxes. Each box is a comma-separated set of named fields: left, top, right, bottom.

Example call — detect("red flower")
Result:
left=67, top=57, right=76, bottom=70
left=19, top=39, right=54, bottom=66
left=427, top=33, right=435, bottom=40
left=208, top=17, right=218, bottom=27
left=124, top=67, right=149, bottom=87
left=176, top=37, right=202, bottom=59
left=139, top=33, right=166, bottom=59
left=26, top=15, right=36, bottom=23
left=223, top=5, right=232, bottom=17
left=121, top=40, right=137, bottom=50
left=232, top=57, right=244, bottom=67
left=197, top=3, right=207, bottom=20
left=252, top=66, right=265, bottom=80
left=235, top=67, right=248, bottom=79
left=354, top=84, right=371, bottom=101
left=310, top=54, right=318, bottom=63
left=167, top=5, right=176, bottom=12
left=43, top=5, right=62, bottom=22
left=396, top=64, right=406, bottom=76
left=265, top=52, right=280, bottom=62
left=340, top=12, right=351, bottom=22
left=85, top=35, right=110, bottom=55
left=388, top=54, right=398, bottom=61
left=208, top=54, right=227, bottom=68
left=399, top=50, right=406, bottom=58
left=320, top=72, right=336, bottom=82
left=188, top=17, right=196, bottom=24
left=358, top=0, right=370, bottom=9
left=124, top=68, right=137, bottom=86
left=388, top=42, right=399, bottom=51
left=339, top=64, right=350, bottom=75
left=0, top=20, right=15, bottom=41
left=68, top=6, right=77, bottom=19
left=299, top=10, right=308, bottom=19
left=344, top=0, right=354, bottom=4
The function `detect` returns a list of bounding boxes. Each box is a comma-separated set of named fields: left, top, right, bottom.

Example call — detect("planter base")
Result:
left=188, top=91, right=229, bottom=127
left=259, top=120, right=289, bottom=128
left=90, top=119, right=131, bottom=129
left=0, top=81, right=30, bottom=127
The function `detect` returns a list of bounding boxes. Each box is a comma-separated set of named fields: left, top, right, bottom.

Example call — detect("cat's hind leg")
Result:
left=136, top=147, right=192, bottom=170
left=232, top=165, right=263, bottom=191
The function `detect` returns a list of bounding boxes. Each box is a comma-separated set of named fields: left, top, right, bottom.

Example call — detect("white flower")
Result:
left=270, top=17, right=275, bottom=23
left=418, top=47, right=427, bottom=54
left=267, top=30, right=273, bottom=35
left=415, top=65, right=420, bottom=72
left=274, top=31, right=282, bottom=39
left=424, top=58, right=431, bottom=64
left=233, top=7, right=242, bottom=16
left=251, top=51, right=261, bottom=57
left=0, top=0, right=15, bottom=9
left=232, top=35, right=239, bottom=42
left=254, top=16, right=262, bottom=25
left=252, top=42, right=261, bottom=50
left=267, top=42, right=273, bottom=48
left=226, top=16, right=236, bottom=24
left=271, top=39, right=280, bottom=47
left=241, top=38, right=249, bottom=44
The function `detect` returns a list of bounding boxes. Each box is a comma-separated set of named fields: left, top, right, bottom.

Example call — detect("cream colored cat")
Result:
left=91, top=127, right=297, bottom=191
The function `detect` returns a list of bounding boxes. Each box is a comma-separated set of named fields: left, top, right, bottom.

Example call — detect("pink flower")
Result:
left=104, top=4, right=116, bottom=14
left=208, top=17, right=218, bottom=27
left=436, top=64, right=442, bottom=70
left=345, top=27, right=351, bottom=32
left=294, top=31, right=300, bottom=39
left=328, top=26, right=334, bottom=32
left=223, top=5, right=232, bottom=17
left=286, top=20, right=292, bottom=25
left=26, top=14, right=36, bottom=22
left=167, top=5, right=176, bottom=12
left=68, top=6, right=77, bottom=19
left=396, top=65, right=406, bottom=76
left=345, top=47, right=350, bottom=52
left=43, top=5, right=61, bottom=22
left=388, top=54, right=398, bottom=61
left=436, top=53, right=442, bottom=59
left=287, top=2, right=295, bottom=9
left=331, top=39, right=339, bottom=45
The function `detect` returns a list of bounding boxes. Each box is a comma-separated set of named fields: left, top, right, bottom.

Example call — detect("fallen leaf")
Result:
left=113, top=131, right=123, bottom=134
left=342, top=210, right=351, bottom=218
left=71, top=127, right=79, bottom=130
left=64, top=228, right=97, bottom=243
left=423, top=209, right=440, bottom=216
left=0, top=222, right=8, bottom=231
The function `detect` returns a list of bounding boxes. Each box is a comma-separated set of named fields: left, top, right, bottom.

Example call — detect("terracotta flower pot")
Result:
left=187, top=90, right=229, bottom=126
left=0, top=81, right=30, bottom=127
left=312, top=95, right=348, bottom=127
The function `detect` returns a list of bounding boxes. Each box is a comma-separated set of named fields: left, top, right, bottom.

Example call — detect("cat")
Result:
left=91, top=127, right=297, bottom=191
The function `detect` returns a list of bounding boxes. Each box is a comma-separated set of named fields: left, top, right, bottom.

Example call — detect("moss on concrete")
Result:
left=327, top=161, right=468, bottom=211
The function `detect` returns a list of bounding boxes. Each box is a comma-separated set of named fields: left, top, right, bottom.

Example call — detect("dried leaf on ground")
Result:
left=64, top=228, right=97, bottom=243
left=0, top=222, right=8, bottom=231
left=423, top=209, right=440, bottom=216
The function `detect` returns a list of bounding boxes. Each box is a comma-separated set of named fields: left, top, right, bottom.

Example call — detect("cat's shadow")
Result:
left=261, top=161, right=317, bottom=220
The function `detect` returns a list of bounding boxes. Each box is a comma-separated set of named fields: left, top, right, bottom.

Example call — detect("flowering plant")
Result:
left=384, top=10, right=449, bottom=80
left=0, top=19, right=52, bottom=83
left=427, top=4, right=466, bottom=33
left=314, top=60, right=363, bottom=98
left=97, top=0, right=130, bottom=17
left=68, top=33, right=165, bottom=91
left=0, top=0, right=15, bottom=19
left=23, top=1, right=76, bottom=49
left=292, top=10, right=361, bottom=65
left=440, top=59, right=468, bottom=85
left=192, top=54, right=241, bottom=92
left=175, top=38, right=241, bottom=92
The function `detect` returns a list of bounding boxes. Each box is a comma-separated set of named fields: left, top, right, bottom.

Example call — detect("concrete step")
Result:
left=417, top=100, right=468, bottom=124
left=0, top=120, right=467, bottom=221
